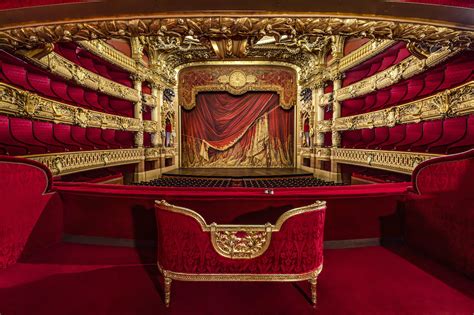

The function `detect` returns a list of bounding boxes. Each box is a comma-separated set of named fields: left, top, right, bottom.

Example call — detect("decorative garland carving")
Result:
left=0, top=17, right=472, bottom=51
left=143, top=120, right=160, bottom=133
left=333, top=81, right=474, bottom=131
left=332, top=148, right=441, bottom=174
left=0, top=82, right=142, bottom=131
left=178, top=65, right=297, bottom=109
left=315, top=120, right=332, bottom=132
left=336, top=40, right=396, bottom=73
left=18, top=51, right=140, bottom=102
left=335, top=48, right=459, bottom=101
left=26, top=148, right=144, bottom=176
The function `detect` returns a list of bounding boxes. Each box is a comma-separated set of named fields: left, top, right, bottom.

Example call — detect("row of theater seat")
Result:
left=343, top=42, right=411, bottom=87
left=341, top=52, right=474, bottom=116
left=243, top=177, right=340, bottom=188
left=0, top=50, right=135, bottom=117
left=341, top=115, right=474, bottom=154
left=54, top=43, right=133, bottom=88
left=0, top=115, right=137, bottom=155
left=136, top=177, right=232, bottom=187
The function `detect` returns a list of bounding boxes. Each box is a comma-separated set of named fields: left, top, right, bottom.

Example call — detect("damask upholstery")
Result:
left=405, top=149, right=474, bottom=277
left=155, top=200, right=326, bottom=307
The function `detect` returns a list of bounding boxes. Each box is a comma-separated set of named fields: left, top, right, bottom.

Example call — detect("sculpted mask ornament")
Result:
left=24, top=94, right=39, bottom=116
left=75, top=109, right=89, bottom=127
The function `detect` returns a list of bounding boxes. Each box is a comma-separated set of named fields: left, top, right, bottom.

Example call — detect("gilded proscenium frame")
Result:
left=178, top=65, right=297, bottom=110
left=24, top=148, right=144, bottom=176
left=333, top=81, right=474, bottom=131
left=331, top=148, right=441, bottom=174
left=0, top=82, right=142, bottom=131
left=155, top=199, right=325, bottom=307
left=176, top=61, right=301, bottom=169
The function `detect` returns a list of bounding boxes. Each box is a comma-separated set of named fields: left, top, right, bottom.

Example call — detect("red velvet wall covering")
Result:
left=0, top=156, right=63, bottom=269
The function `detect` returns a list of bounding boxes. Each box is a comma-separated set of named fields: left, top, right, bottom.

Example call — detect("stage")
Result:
left=162, top=168, right=312, bottom=179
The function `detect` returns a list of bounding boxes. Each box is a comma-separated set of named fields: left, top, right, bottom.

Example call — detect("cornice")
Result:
left=0, top=82, right=142, bottom=131
left=336, top=39, right=396, bottom=73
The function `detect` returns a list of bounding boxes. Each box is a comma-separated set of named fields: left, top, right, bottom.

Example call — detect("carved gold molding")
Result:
left=0, top=82, right=142, bottom=131
left=336, top=39, right=396, bottom=73
left=334, top=81, right=474, bottom=131
left=77, top=39, right=174, bottom=87
left=315, top=120, right=332, bottom=132
left=335, top=48, right=459, bottom=101
left=25, top=148, right=144, bottom=176
left=315, top=147, right=331, bottom=160
left=18, top=51, right=140, bottom=103
left=143, top=120, right=160, bottom=133
left=0, top=17, right=472, bottom=52
left=331, top=148, right=441, bottom=174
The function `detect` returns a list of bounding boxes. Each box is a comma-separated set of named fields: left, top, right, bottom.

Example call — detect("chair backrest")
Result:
left=155, top=200, right=326, bottom=274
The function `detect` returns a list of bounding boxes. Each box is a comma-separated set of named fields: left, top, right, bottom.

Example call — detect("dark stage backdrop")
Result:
left=181, top=92, right=294, bottom=168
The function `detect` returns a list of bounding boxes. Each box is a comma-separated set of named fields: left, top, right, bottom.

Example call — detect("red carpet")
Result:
left=0, top=244, right=472, bottom=315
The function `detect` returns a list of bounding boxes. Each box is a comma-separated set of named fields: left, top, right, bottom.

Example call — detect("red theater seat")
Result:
left=115, top=130, right=134, bottom=148
left=418, top=70, right=445, bottom=97
left=447, top=115, right=474, bottom=154
left=84, top=91, right=102, bottom=111
left=93, top=63, right=112, bottom=80
left=9, top=117, right=49, bottom=154
left=109, top=99, right=133, bottom=117
left=343, top=67, right=370, bottom=87
left=401, top=78, right=424, bottom=102
left=371, top=89, right=391, bottom=111
left=27, top=72, right=56, bottom=98
left=342, top=98, right=364, bottom=116
left=366, top=59, right=383, bottom=77
left=71, top=126, right=96, bottom=150
left=395, top=123, right=424, bottom=151
left=1, top=63, right=33, bottom=90
left=0, top=116, right=28, bottom=155
left=354, top=128, right=375, bottom=148
left=438, top=58, right=474, bottom=91
left=341, top=130, right=362, bottom=148
left=410, top=120, right=444, bottom=152
left=366, top=127, right=390, bottom=149
left=392, top=46, right=410, bottom=64
left=53, top=124, right=81, bottom=151
left=86, top=128, right=110, bottom=149
left=51, top=80, right=74, bottom=102
left=67, top=86, right=89, bottom=108
left=32, top=121, right=66, bottom=152
left=380, top=124, right=407, bottom=150
left=387, top=84, right=408, bottom=107
left=378, top=53, right=397, bottom=72
left=101, top=129, right=122, bottom=149
left=427, top=116, right=468, bottom=154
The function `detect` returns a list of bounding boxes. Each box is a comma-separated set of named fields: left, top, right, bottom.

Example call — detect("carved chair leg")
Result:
left=310, top=276, right=318, bottom=307
left=164, top=276, right=172, bottom=307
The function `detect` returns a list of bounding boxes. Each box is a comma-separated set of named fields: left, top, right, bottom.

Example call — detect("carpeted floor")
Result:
left=0, top=244, right=472, bottom=315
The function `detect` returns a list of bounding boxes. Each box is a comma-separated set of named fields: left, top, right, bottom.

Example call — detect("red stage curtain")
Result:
left=182, top=92, right=293, bottom=167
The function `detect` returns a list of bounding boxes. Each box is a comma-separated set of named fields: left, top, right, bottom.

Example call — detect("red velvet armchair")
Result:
left=155, top=200, right=326, bottom=307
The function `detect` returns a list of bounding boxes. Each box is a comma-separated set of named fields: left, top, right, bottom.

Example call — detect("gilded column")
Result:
left=314, top=83, right=325, bottom=147
left=132, top=75, right=144, bottom=148
left=330, top=35, right=345, bottom=148
left=151, top=83, right=163, bottom=147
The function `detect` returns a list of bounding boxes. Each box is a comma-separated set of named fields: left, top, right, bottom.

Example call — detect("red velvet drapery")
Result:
left=181, top=92, right=293, bottom=167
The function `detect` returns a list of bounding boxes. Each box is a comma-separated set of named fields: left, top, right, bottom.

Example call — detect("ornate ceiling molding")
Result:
left=0, top=17, right=472, bottom=52
left=178, top=65, right=297, bottom=109
left=0, top=82, right=142, bottom=131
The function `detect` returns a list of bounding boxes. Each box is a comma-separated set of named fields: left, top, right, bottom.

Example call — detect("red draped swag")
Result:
left=181, top=92, right=294, bottom=167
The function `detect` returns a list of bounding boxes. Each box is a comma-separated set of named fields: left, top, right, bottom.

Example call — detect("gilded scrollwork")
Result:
left=25, top=148, right=144, bottom=176
left=336, top=48, right=459, bottom=102
left=18, top=51, right=140, bottom=103
left=0, top=82, right=142, bottom=131
left=334, top=81, right=473, bottom=131
left=331, top=148, right=441, bottom=174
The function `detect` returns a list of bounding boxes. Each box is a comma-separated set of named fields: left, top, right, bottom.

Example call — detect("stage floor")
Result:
left=162, top=168, right=312, bottom=179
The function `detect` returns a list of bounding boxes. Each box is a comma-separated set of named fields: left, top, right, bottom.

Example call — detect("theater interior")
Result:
left=0, top=0, right=473, bottom=314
